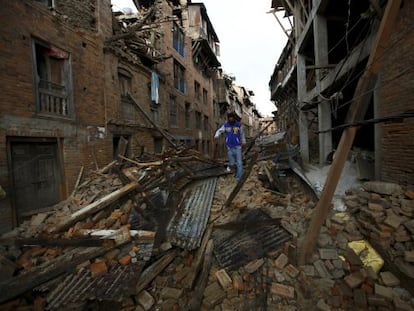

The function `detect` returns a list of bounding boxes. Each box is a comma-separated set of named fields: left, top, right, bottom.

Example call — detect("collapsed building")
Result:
left=0, top=0, right=413, bottom=310
left=269, top=0, right=414, bottom=185
left=0, top=0, right=262, bottom=232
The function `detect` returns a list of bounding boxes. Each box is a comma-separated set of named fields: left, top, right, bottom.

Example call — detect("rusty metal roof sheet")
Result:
left=213, top=209, right=291, bottom=270
left=43, top=241, right=153, bottom=310
left=166, top=177, right=217, bottom=250
left=45, top=262, right=144, bottom=310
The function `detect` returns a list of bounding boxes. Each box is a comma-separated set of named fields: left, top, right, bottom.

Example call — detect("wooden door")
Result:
left=11, top=141, right=61, bottom=221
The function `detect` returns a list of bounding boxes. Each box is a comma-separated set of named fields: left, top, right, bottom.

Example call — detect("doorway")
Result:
left=8, top=138, right=63, bottom=223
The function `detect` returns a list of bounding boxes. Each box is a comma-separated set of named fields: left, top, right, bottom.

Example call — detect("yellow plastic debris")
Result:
left=348, top=240, right=384, bottom=274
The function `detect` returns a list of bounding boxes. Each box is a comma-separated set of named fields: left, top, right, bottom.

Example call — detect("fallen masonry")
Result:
left=0, top=146, right=413, bottom=310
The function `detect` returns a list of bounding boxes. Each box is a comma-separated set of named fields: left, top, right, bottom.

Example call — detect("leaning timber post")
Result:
left=128, top=93, right=177, bottom=148
left=299, top=0, right=402, bottom=264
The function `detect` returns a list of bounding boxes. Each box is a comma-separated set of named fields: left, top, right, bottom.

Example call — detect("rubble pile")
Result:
left=344, top=182, right=414, bottom=274
left=0, top=147, right=413, bottom=310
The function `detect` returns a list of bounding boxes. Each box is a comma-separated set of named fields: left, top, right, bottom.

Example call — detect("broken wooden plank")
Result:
left=0, top=237, right=115, bottom=248
left=83, top=228, right=155, bottom=246
left=51, top=182, right=140, bottom=233
left=118, top=155, right=163, bottom=167
left=70, top=166, right=84, bottom=197
left=300, top=0, right=403, bottom=264
left=99, top=160, right=117, bottom=174
left=0, top=254, right=20, bottom=281
left=128, top=93, right=177, bottom=148
left=184, top=225, right=213, bottom=289
left=186, top=239, right=214, bottom=311
left=135, top=250, right=177, bottom=294
left=0, top=246, right=109, bottom=304
left=244, top=118, right=275, bottom=155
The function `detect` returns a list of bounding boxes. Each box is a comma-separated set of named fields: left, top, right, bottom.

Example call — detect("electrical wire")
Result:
left=330, top=23, right=414, bottom=113
left=316, top=110, right=414, bottom=134
left=345, top=0, right=352, bottom=54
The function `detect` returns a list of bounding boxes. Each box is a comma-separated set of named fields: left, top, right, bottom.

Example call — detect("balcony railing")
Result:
left=38, top=80, right=69, bottom=117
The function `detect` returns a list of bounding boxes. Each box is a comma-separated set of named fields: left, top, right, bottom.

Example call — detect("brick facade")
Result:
left=0, top=0, right=260, bottom=233
left=0, top=0, right=113, bottom=232
left=378, top=0, right=414, bottom=185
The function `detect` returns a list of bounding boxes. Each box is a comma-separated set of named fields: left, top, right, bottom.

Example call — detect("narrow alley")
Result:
left=0, top=0, right=413, bottom=310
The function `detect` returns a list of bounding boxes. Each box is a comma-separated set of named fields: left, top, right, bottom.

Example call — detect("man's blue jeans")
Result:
left=227, top=146, right=243, bottom=180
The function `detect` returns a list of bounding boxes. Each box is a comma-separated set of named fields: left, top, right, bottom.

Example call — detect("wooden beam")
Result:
left=305, top=32, right=375, bottom=102
left=298, top=0, right=309, bottom=19
left=106, top=6, right=156, bottom=43
left=296, top=0, right=322, bottom=53
left=70, top=166, right=84, bottom=197
left=51, top=182, right=140, bottom=233
left=0, top=237, right=115, bottom=248
left=118, top=155, right=163, bottom=167
left=135, top=251, right=177, bottom=294
left=283, top=0, right=303, bottom=30
left=299, top=0, right=402, bottom=263
left=369, top=0, right=382, bottom=18
left=0, top=246, right=108, bottom=304
left=186, top=239, right=214, bottom=311
left=99, top=160, right=117, bottom=174
left=184, top=225, right=213, bottom=289
left=128, top=93, right=177, bottom=148
left=271, top=11, right=295, bottom=47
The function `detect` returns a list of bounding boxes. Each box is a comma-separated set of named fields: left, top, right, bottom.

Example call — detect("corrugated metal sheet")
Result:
left=44, top=241, right=153, bottom=310
left=46, top=262, right=144, bottom=310
left=166, top=177, right=217, bottom=250
left=213, top=209, right=291, bottom=270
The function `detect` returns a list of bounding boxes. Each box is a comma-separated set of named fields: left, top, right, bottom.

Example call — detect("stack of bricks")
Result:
left=343, top=181, right=414, bottom=279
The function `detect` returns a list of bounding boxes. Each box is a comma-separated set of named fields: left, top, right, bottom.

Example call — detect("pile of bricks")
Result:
left=1, top=155, right=414, bottom=310
left=344, top=181, right=414, bottom=279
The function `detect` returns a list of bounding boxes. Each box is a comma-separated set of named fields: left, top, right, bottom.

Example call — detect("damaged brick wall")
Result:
left=378, top=0, right=414, bottom=185
left=56, top=0, right=98, bottom=31
left=0, top=0, right=113, bottom=232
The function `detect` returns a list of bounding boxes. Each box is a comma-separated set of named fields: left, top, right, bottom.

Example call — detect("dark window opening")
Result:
left=185, top=102, right=191, bottom=128
left=174, top=60, right=186, bottom=93
left=169, top=95, right=178, bottom=127
left=173, top=23, right=185, bottom=57
left=33, top=40, right=72, bottom=117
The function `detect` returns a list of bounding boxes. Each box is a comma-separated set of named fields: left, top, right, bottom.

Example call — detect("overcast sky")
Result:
left=111, top=0, right=289, bottom=116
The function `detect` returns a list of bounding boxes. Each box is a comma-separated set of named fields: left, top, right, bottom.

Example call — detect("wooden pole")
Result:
left=299, top=0, right=402, bottom=263
left=51, top=182, right=140, bottom=233
left=128, top=94, right=177, bottom=148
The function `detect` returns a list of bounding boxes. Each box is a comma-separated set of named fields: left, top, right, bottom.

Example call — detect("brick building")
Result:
left=269, top=0, right=414, bottom=185
left=0, top=0, right=264, bottom=232
left=0, top=0, right=113, bottom=231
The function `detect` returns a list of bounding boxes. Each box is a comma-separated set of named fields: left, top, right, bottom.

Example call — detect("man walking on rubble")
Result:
left=214, top=112, right=246, bottom=181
